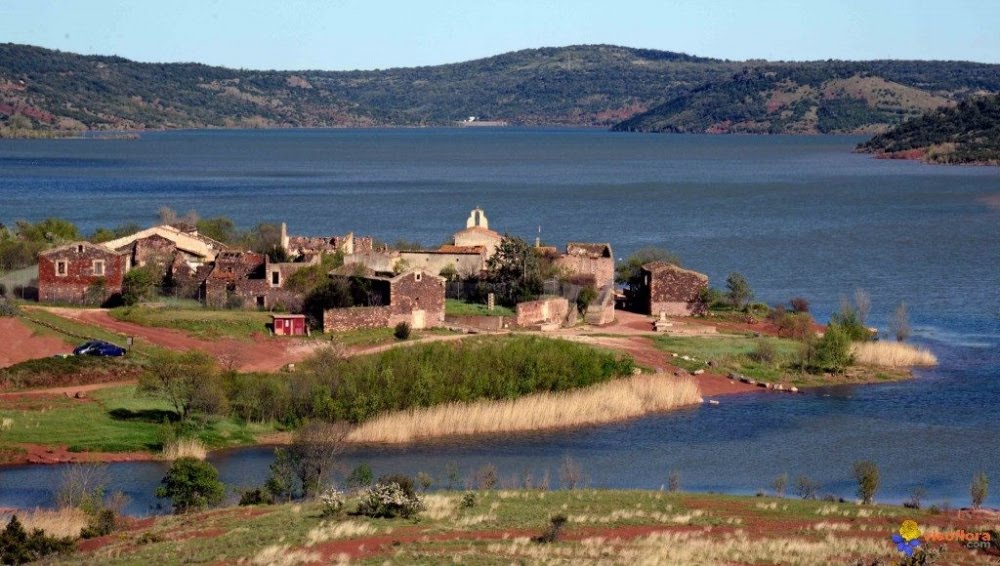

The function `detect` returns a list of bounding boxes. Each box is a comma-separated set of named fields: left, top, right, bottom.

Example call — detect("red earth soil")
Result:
left=0, top=317, right=71, bottom=368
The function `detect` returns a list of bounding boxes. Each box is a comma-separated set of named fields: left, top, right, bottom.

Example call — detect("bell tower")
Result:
left=465, top=207, right=489, bottom=230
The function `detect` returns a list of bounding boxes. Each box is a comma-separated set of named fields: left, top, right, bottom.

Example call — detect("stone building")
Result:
left=398, top=245, right=486, bottom=278
left=637, top=262, right=709, bottom=317
left=203, top=251, right=313, bottom=311
left=283, top=223, right=375, bottom=257
left=553, top=242, right=615, bottom=290
left=323, top=269, right=445, bottom=332
left=37, top=242, right=127, bottom=304
left=102, top=224, right=227, bottom=270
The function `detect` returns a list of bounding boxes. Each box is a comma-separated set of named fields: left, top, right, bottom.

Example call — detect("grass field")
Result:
left=0, top=385, right=277, bottom=453
left=109, top=306, right=273, bottom=340
left=42, top=490, right=997, bottom=565
left=445, top=298, right=515, bottom=317
left=19, top=307, right=131, bottom=348
left=652, top=334, right=904, bottom=387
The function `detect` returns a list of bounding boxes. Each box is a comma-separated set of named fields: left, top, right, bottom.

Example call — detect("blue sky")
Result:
left=3, top=0, right=999, bottom=70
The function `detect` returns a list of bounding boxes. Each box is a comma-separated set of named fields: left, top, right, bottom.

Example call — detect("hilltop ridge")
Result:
left=2, top=43, right=1000, bottom=134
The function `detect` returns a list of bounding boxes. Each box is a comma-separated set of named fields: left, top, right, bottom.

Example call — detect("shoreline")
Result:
left=0, top=368, right=913, bottom=468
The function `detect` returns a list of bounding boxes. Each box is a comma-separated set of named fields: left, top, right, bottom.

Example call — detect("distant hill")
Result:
left=612, top=62, right=1000, bottom=134
left=2, top=43, right=1000, bottom=134
left=857, top=93, right=1000, bottom=164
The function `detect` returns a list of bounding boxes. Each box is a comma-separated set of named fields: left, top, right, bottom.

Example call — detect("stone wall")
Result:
left=323, top=305, right=391, bottom=332
left=515, top=296, right=571, bottom=328
left=38, top=243, right=126, bottom=304
left=388, top=271, right=446, bottom=329
left=641, top=263, right=708, bottom=317
left=444, top=314, right=511, bottom=332
left=554, top=255, right=615, bottom=290
left=399, top=251, right=483, bottom=278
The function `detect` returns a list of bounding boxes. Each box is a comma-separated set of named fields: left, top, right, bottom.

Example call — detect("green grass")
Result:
left=0, top=385, right=278, bottom=453
left=20, top=307, right=129, bottom=347
left=653, top=334, right=806, bottom=384
left=445, top=299, right=515, bottom=317
left=109, top=306, right=272, bottom=340
left=42, top=490, right=976, bottom=566
left=0, top=355, right=145, bottom=390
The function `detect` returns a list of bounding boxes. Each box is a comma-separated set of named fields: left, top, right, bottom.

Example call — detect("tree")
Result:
left=853, top=460, right=880, bottom=505
left=725, top=272, right=753, bottom=311
left=971, top=472, right=989, bottom=510
left=853, top=289, right=872, bottom=327
left=575, top=285, right=598, bottom=315
left=287, top=422, right=350, bottom=498
left=890, top=302, right=911, bottom=342
left=138, top=350, right=224, bottom=421
left=438, top=264, right=459, bottom=281
left=486, top=235, right=545, bottom=306
left=15, top=218, right=80, bottom=243
left=121, top=265, right=161, bottom=305
left=772, top=473, right=788, bottom=497
left=196, top=216, right=238, bottom=245
left=831, top=299, right=870, bottom=341
left=807, top=323, right=853, bottom=372
left=794, top=475, right=820, bottom=499
left=155, top=457, right=225, bottom=514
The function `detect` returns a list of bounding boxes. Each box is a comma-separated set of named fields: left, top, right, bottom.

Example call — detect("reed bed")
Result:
left=851, top=341, right=937, bottom=368
left=347, top=375, right=701, bottom=444
left=3, top=507, right=89, bottom=538
left=161, top=438, right=208, bottom=460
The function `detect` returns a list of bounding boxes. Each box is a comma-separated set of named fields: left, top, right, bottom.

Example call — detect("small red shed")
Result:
left=272, top=314, right=307, bottom=336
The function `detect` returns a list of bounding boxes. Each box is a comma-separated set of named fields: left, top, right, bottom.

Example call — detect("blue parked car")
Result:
left=73, top=340, right=126, bottom=357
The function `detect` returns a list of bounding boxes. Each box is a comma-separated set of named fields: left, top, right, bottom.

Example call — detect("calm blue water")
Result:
left=1, top=129, right=998, bottom=515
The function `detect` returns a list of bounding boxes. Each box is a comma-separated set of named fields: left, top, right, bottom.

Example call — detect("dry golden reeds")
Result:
left=347, top=375, right=702, bottom=444
left=161, top=438, right=208, bottom=460
left=6, top=507, right=89, bottom=538
left=851, top=341, right=937, bottom=368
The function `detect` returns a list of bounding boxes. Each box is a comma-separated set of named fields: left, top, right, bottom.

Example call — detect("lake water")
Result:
left=1, top=129, right=998, bottom=515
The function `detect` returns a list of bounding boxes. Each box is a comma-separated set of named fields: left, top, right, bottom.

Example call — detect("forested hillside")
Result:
left=857, top=93, right=1000, bottom=164
left=2, top=43, right=1000, bottom=135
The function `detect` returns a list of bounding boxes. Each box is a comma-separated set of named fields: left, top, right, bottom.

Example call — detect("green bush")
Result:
left=155, top=457, right=225, bottom=514
left=853, top=460, right=880, bottom=505
left=393, top=322, right=411, bottom=340
left=357, top=477, right=422, bottom=519
left=121, top=266, right=161, bottom=306
left=80, top=509, right=116, bottom=539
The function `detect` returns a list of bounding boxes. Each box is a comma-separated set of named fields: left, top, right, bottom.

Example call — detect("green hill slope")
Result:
left=2, top=43, right=1000, bottom=134
left=857, top=93, right=1000, bottom=164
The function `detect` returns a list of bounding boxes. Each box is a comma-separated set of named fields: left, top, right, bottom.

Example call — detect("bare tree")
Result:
left=289, top=421, right=350, bottom=498
left=853, top=288, right=872, bottom=327
left=57, top=463, right=109, bottom=511
left=890, top=302, right=911, bottom=342
left=558, top=456, right=584, bottom=490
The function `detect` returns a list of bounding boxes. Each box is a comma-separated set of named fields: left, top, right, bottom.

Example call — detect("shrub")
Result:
left=0, top=298, right=18, bottom=317
left=891, top=301, right=912, bottom=342
left=575, top=285, right=598, bottom=315
left=416, top=472, right=433, bottom=492
left=357, top=480, right=422, bottom=519
left=775, top=312, right=814, bottom=341
left=155, top=457, right=225, bottom=514
left=971, top=472, right=989, bottom=510
left=831, top=304, right=870, bottom=342
left=473, top=464, right=499, bottom=490
left=748, top=340, right=779, bottom=364
left=790, top=297, right=810, bottom=313
left=393, top=322, right=411, bottom=340
left=906, top=486, right=927, bottom=510
left=460, top=492, right=477, bottom=509
left=238, top=487, right=274, bottom=506
left=121, top=266, right=161, bottom=306
left=346, top=464, right=374, bottom=489
left=795, top=475, right=820, bottom=499
left=79, top=509, right=116, bottom=539
left=532, top=514, right=568, bottom=544
left=799, top=323, right=853, bottom=373
left=853, top=460, right=880, bottom=505
left=319, top=488, right=346, bottom=518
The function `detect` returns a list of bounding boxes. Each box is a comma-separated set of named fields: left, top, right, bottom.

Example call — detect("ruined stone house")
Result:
left=553, top=242, right=615, bottom=290
left=203, top=251, right=315, bottom=311
left=37, top=242, right=128, bottom=304
left=637, top=262, right=709, bottom=317
left=323, top=269, right=445, bottom=332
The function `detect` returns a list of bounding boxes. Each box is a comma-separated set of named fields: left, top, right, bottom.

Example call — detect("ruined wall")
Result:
left=554, top=255, right=614, bottom=290
left=584, top=286, right=616, bottom=326
left=388, top=271, right=445, bottom=329
left=126, top=234, right=177, bottom=271
left=399, top=251, right=483, bottom=278
left=323, top=305, right=391, bottom=332
left=515, top=296, right=571, bottom=328
left=38, top=244, right=126, bottom=304
left=444, top=314, right=511, bottom=332
left=642, top=264, right=708, bottom=317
